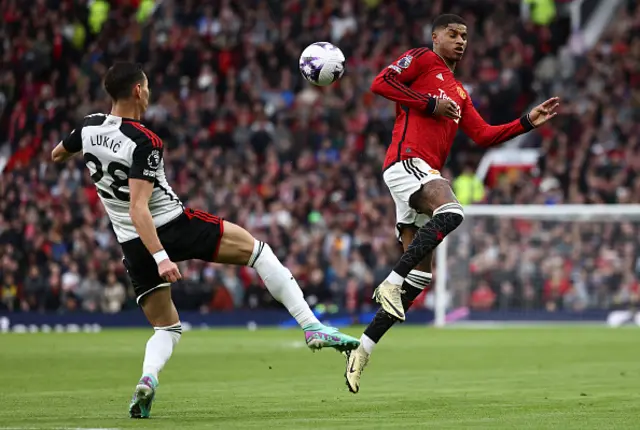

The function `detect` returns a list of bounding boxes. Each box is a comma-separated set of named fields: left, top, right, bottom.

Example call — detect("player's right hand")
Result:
left=433, top=99, right=461, bottom=120
left=158, top=259, right=182, bottom=283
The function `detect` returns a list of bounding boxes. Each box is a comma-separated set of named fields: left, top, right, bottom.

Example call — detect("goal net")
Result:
left=432, top=205, right=640, bottom=327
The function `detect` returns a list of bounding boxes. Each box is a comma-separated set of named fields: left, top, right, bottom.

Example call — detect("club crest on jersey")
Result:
left=397, top=55, right=413, bottom=69
left=147, top=149, right=161, bottom=168
left=457, top=86, right=467, bottom=99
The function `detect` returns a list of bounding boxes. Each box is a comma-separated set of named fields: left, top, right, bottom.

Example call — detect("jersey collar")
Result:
left=432, top=50, right=456, bottom=73
left=108, top=114, right=141, bottom=123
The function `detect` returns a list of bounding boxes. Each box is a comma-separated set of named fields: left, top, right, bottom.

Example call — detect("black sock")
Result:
left=392, top=211, right=463, bottom=278
left=364, top=283, right=425, bottom=343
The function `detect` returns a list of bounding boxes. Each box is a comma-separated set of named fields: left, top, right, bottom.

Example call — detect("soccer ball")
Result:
left=299, top=42, right=345, bottom=86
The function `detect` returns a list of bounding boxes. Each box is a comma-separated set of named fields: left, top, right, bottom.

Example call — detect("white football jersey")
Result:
left=61, top=113, right=183, bottom=243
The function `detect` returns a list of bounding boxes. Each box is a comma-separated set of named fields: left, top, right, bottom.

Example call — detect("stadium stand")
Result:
left=0, top=0, right=635, bottom=314
left=446, top=0, right=640, bottom=313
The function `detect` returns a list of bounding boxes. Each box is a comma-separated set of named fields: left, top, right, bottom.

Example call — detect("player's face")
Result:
left=433, top=24, right=468, bottom=62
left=136, top=75, right=150, bottom=113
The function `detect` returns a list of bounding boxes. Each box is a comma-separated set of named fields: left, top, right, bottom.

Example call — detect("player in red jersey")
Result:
left=345, top=14, right=560, bottom=393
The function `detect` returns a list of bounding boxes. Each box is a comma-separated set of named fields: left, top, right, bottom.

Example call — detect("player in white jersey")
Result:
left=51, top=62, right=359, bottom=418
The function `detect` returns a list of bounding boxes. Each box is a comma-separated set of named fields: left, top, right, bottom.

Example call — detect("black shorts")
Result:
left=121, top=208, right=224, bottom=303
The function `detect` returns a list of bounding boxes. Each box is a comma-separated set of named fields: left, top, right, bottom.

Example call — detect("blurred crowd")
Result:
left=0, top=0, right=637, bottom=315
left=486, top=0, right=640, bottom=206
left=448, top=218, right=640, bottom=313
left=448, top=0, right=640, bottom=313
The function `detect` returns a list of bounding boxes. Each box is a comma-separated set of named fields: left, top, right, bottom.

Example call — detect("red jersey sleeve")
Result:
left=460, top=93, right=535, bottom=148
left=370, top=48, right=438, bottom=113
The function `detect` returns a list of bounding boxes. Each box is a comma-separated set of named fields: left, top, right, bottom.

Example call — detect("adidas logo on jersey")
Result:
left=436, top=73, right=444, bottom=81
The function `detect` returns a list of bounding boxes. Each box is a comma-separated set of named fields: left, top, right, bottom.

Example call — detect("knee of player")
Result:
left=217, top=221, right=258, bottom=264
left=247, top=239, right=275, bottom=268
left=237, top=238, right=256, bottom=263
left=154, top=322, right=183, bottom=345
left=432, top=202, right=464, bottom=228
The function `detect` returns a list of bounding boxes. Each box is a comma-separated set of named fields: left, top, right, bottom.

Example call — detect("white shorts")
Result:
left=383, top=158, right=444, bottom=239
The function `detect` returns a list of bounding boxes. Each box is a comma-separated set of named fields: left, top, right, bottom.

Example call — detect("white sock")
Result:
left=386, top=271, right=404, bottom=286
left=405, top=270, right=432, bottom=290
left=249, top=240, right=320, bottom=328
left=360, top=334, right=376, bottom=354
left=142, top=322, right=182, bottom=381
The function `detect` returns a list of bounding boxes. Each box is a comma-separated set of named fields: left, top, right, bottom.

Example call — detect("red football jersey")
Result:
left=371, top=48, right=534, bottom=171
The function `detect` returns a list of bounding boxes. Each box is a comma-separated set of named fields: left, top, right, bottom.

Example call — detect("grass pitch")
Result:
left=1, top=325, right=639, bottom=429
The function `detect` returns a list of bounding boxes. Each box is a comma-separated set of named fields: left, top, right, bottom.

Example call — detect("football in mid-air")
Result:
left=299, top=42, right=345, bottom=86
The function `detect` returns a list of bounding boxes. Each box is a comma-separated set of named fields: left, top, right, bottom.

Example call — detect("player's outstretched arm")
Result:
left=51, top=142, right=76, bottom=163
left=527, top=97, right=560, bottom=127
left=370, top=49, right=438, bottom=113
left=460, top=93, right=560, bottom=148
left=51, top=126, right=82, bottom=163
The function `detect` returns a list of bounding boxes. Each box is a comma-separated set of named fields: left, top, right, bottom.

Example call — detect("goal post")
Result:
left=433, top=204, right=640, bottom=327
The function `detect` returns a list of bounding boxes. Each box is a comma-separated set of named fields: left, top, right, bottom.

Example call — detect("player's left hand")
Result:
left=528, top=97, right=560, bottom=127
left=158, top=259, right=182, bottom=283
